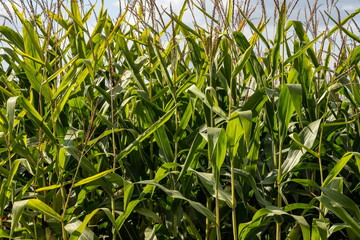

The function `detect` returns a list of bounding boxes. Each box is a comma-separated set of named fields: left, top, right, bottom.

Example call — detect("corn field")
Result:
left=0, top=0, right=359, bottom=239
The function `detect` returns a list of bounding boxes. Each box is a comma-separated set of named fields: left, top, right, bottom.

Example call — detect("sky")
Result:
left=101, top=0, right=360, bottom=43
left=0, top=0, right=358, bottom=79
left=0, top=0, right=359, bottom=54
left=103, top=0, right=360, bottom=24
left=0, top=0, right=359, bottom=34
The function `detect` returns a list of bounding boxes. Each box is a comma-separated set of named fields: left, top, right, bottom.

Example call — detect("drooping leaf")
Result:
left=282, top=119, right=321, bottom=174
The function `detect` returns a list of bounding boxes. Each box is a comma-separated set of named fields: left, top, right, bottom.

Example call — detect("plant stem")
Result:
left=231, top=163, right=237, bottom=239
left=276, top=135, right=283, bottom=240
left=215, top=171, right=221, bottom=239
left=108, top=42, right=118, bottom=240
left=206, top=198, right=212, bottom=240
left=61, top=220, right=67, bottom=240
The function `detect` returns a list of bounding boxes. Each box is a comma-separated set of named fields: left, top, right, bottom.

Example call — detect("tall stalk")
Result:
left=276, top=2, right=286, bottom=239
left=107, top=42, right=118, bottom=240
left=228, top=54, right=238, bottom=239
left=276, top=135, right=283, bottom=240
left=207, top=3, right=216, bottom=238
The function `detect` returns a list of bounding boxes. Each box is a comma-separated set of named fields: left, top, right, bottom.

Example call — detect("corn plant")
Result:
left=0, top=0, right=359, bottom=239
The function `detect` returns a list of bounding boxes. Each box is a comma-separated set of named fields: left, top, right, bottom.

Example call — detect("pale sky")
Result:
left=0, top=0, right=359, bottom=34
left=101, top=0, right=360, bottom=39
left=0, top=0, right=359, bottom=54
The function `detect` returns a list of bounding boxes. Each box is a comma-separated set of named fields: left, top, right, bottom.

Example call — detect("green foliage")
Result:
left=0, top=1, right=359, bottom=239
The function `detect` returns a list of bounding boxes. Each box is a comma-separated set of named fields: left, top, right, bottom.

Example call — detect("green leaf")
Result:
left=322, top=152, right=354, bottom=187
left=53, top=66, right=89, bottom=124
left=191, top=170, right=232, bottom=207
left=6, top=96, right=18, bottom=132
left=116, top=105, right=177, bottom=161
left=138, top=180, right=215, bottom=223
left=286, top=84, right=302, bottom=121
left=311, top=219, right=328, bottom=240
left=278, top=85, right=295, bottom=142
left=239, top=206, right=310, bottom=240
left=36, top=184, right=62, bottom=192
left=241, top=88, right=267, bottom=117
left=188, top=85, right=228, bottom=119
left=321, top=187, right=360, bottom=221
left=226, top=110, right=252, bottom=158
left=47, top=55, right=79, bottom=83
left=270, top=1, right=286, bottom=76
left=225, top=0, right=233, bottom=28
left=26, top=199, right=62, bottom=221
left=22, top=60, right=51, bottom=102
left=178, top=133, right=206, bottom=181
left=69, top=208, right=117, bottom=240
left=65, top=218, right=98, bottom=240
left=233, top=168, right=271, bottom=206
left=0, top=159, right=22, bottom=220
left=284, top=33, right=323, bottom=66
left=286, top=20, right=319, bottom=67
left=0, top=26, right=24, bottom=51
left=0, top=229, right=10, bottom=238
left=74, top=168, right=118, bottom=187
left=87, top=129, right=125, bottom=146
left=282, top=119, right=321, bottom=174
left=142, top=162, right=179, bottom=197
left=143, top=105, right=174, bottom=163
left=231, top=46, right=253, bottom=78
left=178, top=102, right=194, bottom=130
left=317, top=194, right=360, bottom=237
left=63, top=146, right=113, bottom=196
left=11, top=199, right=61, bottom=236
left=136, top=208, right=163, bottom=225
left=115, top=199, right=143, bottom=231
left=207, top=128, right=227, bottom=180
left=19, top=96, right=57, bottom=144
left=123, top=183, right=134, bottom=210
left=325, top=8, right=360, bottom=40
left=117, top=37, right=148, bottom=93
left=226, top=111, right=243, bottom=159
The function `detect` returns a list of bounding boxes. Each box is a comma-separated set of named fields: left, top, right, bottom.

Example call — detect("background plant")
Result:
left=0, top=0, right=359, bottom=239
